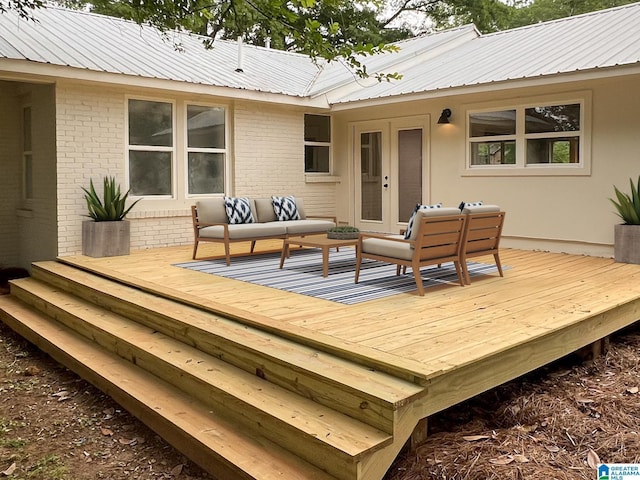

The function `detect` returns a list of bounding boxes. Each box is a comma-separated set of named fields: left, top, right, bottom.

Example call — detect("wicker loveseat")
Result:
left=191, top=196, right=336, bottom=264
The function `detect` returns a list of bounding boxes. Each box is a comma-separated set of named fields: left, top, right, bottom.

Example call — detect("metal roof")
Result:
left=330, top=2, right=640, bottom=104
left=0, top=6, right=319, bottom=97
left=1, top=3, right=639, bottom=105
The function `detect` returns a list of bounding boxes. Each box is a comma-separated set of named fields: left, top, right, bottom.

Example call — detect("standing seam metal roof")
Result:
left=0, top=7, right=320, bottom=97
left=329, top=2, right=640, bottom=104
left=0, top=3, right=639, bottom=104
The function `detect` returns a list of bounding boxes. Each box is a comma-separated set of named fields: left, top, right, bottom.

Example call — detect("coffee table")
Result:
left=279, top=234, right=359, bottom=277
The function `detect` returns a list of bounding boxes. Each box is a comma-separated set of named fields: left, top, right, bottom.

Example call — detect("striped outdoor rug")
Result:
left=175, top=249, right=502, bottom=305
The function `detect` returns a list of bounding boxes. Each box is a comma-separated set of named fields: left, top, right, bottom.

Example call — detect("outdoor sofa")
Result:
left=191, top=196, right=336, bottom=265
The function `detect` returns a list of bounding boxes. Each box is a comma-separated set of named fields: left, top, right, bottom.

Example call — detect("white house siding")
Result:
left=232, top=101, right=337, bottom=217
left=0, top=81, right=22, bottom=267
left=53, top=83, right=335, bottom=257
left=333, top=73, right=640, bottom=258
left=56, top=82, right=127, bottom=257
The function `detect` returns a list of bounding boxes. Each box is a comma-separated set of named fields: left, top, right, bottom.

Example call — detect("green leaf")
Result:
left=611, top=177, right=640, bottom=225
left=82, top=176, right=140, bottom=221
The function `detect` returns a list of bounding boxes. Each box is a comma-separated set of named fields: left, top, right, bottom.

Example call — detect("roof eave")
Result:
left=329, top=63, right=640, bottom=111
left=0, top=58, right=332, bottom=108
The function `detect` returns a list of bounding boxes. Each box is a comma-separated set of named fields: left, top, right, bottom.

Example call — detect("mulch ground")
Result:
left=1, top=301, right=638, bottom=479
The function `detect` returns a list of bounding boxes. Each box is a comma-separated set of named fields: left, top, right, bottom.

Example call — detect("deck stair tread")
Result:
left=56, top=256, right=432, bottom=385
left=30, top=261, right=424, bottom=433
left=9, top=277, right=392, bottom=467
left=0, top=295, right=338, bottom=480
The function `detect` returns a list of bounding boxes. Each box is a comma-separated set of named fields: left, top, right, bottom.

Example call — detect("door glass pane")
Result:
left=188, top=152, right=225, bottom=194
left=398, top=129, right=422, bottom=222
left=360, top=132, right=382, bottom=222
left=187, top=105, right=225, bottom=149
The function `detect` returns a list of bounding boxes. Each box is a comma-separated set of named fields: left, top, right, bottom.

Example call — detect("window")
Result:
left=469, top=110, right=516, bottom=166
left=524, top=104, right=580, bottom=164
left=186, top=104, right=226, bottom=195
left=304, top=114, right=331, bottom=173
left=128, top=99, right=174, bottom=196
left=468, top=100, right=585, bottom=173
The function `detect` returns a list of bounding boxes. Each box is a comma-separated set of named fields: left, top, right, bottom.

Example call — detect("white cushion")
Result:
left=362, top=237, right=414, bottom=261
left=196, top=199, right=227, bottom=224
left=282, top=219, right=336, bottom=235
left=463, top=204, right=501, bottom=214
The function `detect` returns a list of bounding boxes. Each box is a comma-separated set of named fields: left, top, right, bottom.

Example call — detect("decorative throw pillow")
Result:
left=272, top=195, right=301, bottom=221
left=224, top=197, right=255, bottom=224
left=458, top=200, right=483, bottom=211
left=404, top=203, right=442, bottom=240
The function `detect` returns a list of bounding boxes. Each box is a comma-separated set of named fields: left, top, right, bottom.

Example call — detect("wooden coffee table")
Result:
left=279, top=235, right=359, bottom=277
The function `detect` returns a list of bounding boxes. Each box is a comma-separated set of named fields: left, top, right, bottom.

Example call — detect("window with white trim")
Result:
left=468, top=101, right=584, bottom=171
left=127, top=99, right=175, bottom=197
left=186, top=104, right=226, bottom=195
left=304, top=114, right=331, bottom=173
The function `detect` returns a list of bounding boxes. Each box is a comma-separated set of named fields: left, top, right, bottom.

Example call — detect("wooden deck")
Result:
left=0, top=241, right=640, bottom=480
left=2, top=240, right=640, bottom=480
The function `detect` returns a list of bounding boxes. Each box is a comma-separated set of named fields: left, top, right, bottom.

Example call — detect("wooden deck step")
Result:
left=0, top=296, right=339, bottom=480
left=9, top=277, right=392, bottom=479
left=30, top=261, right=424, bottom=434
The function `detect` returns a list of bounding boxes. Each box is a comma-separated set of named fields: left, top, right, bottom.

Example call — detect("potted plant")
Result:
left=327, top=225, right=360, bottom=240
left=610, top=175, right=640, bottom=264
left=81, top=176, right=141, bottom=257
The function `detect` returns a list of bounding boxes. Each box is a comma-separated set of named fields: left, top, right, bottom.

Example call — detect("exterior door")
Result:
left=354, top=117, right=428, bottom=233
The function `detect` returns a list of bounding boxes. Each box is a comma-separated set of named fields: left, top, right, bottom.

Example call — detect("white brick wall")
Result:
left=53, top=86, right=337, bottom=256
left=56, top=84, right=127, bottom=256
left=233, top=102, right=336, bottom=217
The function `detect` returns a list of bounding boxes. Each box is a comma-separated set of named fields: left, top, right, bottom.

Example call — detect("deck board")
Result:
left=58, top=241, right=640, bottom=405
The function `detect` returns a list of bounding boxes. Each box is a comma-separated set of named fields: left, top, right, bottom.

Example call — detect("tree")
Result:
left=382, top=0, right=513, bottom=34
left=505, top=0, right=637, bottom=29
left=0, top=0, right=44, bottom=20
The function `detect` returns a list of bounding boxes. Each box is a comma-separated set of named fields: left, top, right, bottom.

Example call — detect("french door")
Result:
left=353, top=117, right=428, bottom=233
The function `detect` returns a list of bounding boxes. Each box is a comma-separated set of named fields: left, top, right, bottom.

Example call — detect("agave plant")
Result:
left=82, top=176, right=140, bottom=222
left=610, top=176, right=640, bottom=225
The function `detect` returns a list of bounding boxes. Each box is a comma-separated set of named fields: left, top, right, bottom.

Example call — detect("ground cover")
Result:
left=0, top=313, right=638, bottom=480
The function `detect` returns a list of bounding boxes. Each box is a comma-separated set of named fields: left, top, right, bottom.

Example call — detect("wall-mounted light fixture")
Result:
left=437, top=108, right=452, bottom=124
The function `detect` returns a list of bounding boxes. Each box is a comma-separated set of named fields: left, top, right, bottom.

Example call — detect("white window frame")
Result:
left=464, top=92, right=592, bottom=176
left=184, top=102, right=229, bottom=198
left=304, top=113, right=332, bottom=174
left=126, top=96, right=177, bottom=199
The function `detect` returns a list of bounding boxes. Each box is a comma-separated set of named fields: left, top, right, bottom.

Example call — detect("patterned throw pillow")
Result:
left=224, top=197, right=255, bottom=224
left=404, top=203, right=442, bottom=240
left=272, top=195, right=301, bottom=221
left=458, top=200, right=483, bottom=211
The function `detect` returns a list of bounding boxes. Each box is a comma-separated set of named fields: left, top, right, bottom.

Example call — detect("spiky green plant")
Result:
left=82, top=176, right=140, bottom=222
left=610, top=176, right=640, bottom=225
